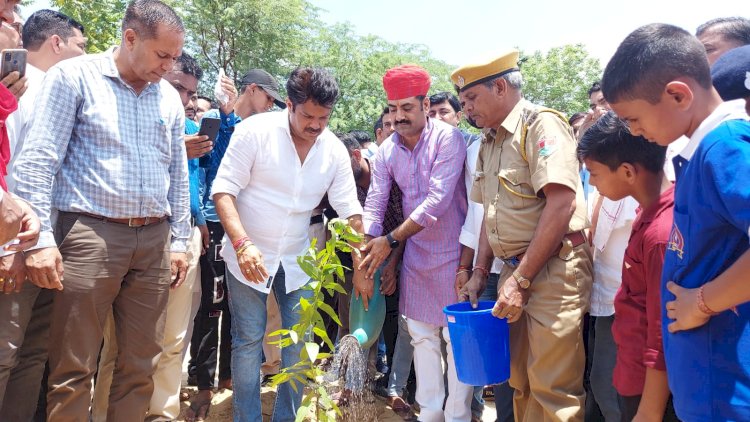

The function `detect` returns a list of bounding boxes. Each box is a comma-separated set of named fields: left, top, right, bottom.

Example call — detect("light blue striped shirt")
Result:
left=13, top=48, right=191, bottom=252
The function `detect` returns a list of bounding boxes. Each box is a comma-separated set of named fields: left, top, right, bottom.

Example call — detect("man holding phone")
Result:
left=186, top=67, right=285, bottom=420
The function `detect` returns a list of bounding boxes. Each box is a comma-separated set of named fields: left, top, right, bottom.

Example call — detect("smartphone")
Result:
left=198, top=117, right=221, bottom=142
left=198, top=117, right=220, bottom=167
left=0, top=49, right=26, bottom=79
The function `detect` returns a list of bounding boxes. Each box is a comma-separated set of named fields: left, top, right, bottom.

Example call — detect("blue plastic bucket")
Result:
left=444, top=301, right=510, bottom=386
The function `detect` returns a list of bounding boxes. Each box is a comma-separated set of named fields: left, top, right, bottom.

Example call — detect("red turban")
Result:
left=382, top=65, right=431, bottom=101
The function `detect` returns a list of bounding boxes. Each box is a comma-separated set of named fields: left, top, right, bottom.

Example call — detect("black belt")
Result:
left=310, top=214, right=324, bottom=225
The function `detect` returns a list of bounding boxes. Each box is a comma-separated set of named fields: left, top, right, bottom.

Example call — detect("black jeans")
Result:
left=618, top=393, right=680, bottom=422
left=188, top=221, right=232, bottom=390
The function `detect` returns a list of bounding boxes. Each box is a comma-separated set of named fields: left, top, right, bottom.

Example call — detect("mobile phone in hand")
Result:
left=0, top=49, right=26, bottom=79
left=198, top=117, right=220, bottom=167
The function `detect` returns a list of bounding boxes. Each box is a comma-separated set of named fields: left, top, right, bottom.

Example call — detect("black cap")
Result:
left=711, top=45, right=750, bottom=102
left=239, top=69, right=286, bottom=109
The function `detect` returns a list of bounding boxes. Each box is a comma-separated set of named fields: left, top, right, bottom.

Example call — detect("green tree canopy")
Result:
left=51, top=0, right=128, bottom=53
left=519, top=44, right=602, bottom=117
left=46, top=1, right=601, bottom=133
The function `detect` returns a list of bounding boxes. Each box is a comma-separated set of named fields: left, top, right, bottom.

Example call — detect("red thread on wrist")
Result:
left=232, top=236, right=250, bottom=250
left=473, top=266, right=489, bottom=277
left=697, top=285, right=718, bottom=316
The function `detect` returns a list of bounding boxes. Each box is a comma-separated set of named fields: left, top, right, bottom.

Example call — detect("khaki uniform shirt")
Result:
left=470, top=99, right=587, bottom=259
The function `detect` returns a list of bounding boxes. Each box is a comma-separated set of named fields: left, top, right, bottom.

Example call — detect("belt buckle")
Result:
left=128, top=218, right=143, bottom=228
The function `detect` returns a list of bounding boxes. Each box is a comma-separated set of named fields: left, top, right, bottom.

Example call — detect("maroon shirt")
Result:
left=612, top=185, right=674, bottom=396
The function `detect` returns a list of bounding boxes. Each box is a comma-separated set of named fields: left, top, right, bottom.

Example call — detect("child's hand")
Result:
left=665, top=281, right=711, bottom=333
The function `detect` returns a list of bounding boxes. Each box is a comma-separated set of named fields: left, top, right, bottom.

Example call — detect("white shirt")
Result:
left=6, top=63, right=44, bottom=193
left=212, top=109, right=362, bottom=293
left=679, top=99, right=749, bottom=161
left=590, top=193, right=638, bottom=316
left=462, top=139, right=503, bottom=273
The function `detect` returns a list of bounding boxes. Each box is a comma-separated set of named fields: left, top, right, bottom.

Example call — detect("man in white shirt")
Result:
left=212, top=67, right=365, bottom=421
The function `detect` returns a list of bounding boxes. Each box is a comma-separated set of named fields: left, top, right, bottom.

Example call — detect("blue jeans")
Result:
left=226, top=265, right=313, bottom=422
left=386, top=314, right=414, bottom=397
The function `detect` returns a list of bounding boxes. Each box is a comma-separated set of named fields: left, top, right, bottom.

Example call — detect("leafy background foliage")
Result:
left=49, top=0, right=601, bottom=133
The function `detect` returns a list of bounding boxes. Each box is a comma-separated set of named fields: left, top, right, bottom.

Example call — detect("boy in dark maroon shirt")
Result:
left=578, top=112, right=678, bottom=422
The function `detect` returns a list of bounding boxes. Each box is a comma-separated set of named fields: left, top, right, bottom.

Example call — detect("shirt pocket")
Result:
left=497, top=167, right=538, bottom=210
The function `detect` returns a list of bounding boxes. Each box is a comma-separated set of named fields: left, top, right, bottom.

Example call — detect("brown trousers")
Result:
left=507, top=244, right=593, bottom=422
left=46, top=213, right=171, bottom=422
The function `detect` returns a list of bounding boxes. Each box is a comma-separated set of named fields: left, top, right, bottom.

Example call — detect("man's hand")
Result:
left=492, top=276, right=530, bottom=323
left=24, top=247, right=64, bottom=290
left=5, top=198, right=40, bottom=252
left=353, top=266, right=374, bottom=311
left=198, top=224, right=209, bottom=255
left=170, top=252, right=188, bottom=289
left=458, top=271, right=488, bottom=308
left=184, top=134, right=212, bottom=159
left=237, top=243, right=268, bottom=284
left=218, top=75, right=238, bottom=115
left=665, top=281, right=711, bottom=333
left=380, top=259, right=398, bottom=296
left=1, top=71, right=27, bottom=100
left=0, top=252, right=26, bottom=293
left=358, top=236, right=390, bottom=279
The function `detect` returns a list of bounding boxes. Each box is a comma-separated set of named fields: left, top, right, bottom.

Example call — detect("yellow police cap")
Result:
left=451, top=50, right=520, bottom=91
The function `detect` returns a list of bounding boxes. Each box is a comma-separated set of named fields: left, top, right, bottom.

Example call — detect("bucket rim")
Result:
left=443, top=300, right=498, bottom=315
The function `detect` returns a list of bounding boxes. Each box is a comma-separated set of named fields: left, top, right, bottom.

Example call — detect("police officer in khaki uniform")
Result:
left=453, top=50, right=593, bottom=422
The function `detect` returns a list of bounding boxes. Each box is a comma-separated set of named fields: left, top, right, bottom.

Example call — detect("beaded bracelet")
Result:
left=232, top=236, right=250, bottom=251
left=697, top=285, right=718, bottom=316
left=472, top=265, right=489, bottom=277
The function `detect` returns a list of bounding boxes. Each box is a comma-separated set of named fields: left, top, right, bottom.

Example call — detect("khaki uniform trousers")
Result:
left=506, top=244, right=592, bottom=422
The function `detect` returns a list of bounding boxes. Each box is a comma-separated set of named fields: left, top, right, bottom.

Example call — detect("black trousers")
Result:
left=188, top=221, right=232, bottom=390
left=618, top=393, right=680, bottom=422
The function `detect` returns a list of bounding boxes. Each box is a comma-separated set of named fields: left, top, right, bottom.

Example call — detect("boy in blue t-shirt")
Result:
left=601, top=23, right=750, bottom=421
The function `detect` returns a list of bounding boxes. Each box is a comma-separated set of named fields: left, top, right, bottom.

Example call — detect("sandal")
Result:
left=184, top=390, right=212, bottom=422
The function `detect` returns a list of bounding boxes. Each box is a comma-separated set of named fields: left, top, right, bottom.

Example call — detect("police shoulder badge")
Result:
left=537, top=136, right=558, bottom=157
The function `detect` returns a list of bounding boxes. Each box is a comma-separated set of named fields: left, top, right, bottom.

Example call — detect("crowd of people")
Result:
left=0, top=1, right=748, bottom=421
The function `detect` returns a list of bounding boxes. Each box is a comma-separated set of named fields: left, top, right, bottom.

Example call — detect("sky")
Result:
left=23, top=0, right=747, bottom=68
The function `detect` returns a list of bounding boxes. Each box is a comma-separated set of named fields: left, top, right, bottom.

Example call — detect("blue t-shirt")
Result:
left=185, top=118, right=205, bottom=226
left=662, top=119, right=750, bottom=421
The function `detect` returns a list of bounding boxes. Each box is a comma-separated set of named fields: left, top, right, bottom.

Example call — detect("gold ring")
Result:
left=7, top=279, right=14, bottom=288
left=245, top=268, right=251, bottom=274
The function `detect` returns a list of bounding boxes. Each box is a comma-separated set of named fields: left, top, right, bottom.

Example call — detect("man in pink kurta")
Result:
left=361, top=64, right=472, bottom=421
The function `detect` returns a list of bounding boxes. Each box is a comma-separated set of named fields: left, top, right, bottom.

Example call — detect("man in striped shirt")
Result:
left=13, top=1, right=190, bottom=420
left=361, top=64, right=472, bottom=421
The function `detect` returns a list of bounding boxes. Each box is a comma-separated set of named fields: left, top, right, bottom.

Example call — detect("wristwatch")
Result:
left=386, top=232, right=399, bottom=249
left=512, top=270, right=531, bottom=289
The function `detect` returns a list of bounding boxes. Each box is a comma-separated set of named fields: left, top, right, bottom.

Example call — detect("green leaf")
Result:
left=288, top=330, right=299, bottom=344
left=318, top=301, right=342, bottom=326
left=304, top=342, right=320, bottom=363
